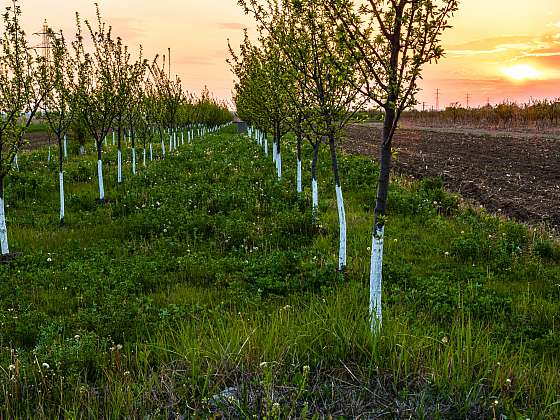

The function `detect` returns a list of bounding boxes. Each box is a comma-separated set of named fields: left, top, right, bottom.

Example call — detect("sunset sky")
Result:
left=18, top=0, right=560, bottom=109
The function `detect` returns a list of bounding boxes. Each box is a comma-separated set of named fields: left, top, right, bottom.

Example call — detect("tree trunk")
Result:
left=150, top=143, right=153, bottom=161
left=328, top=134, right=346, bottom=272
left=63, top=134, right=68, bottom=159
left=296, top=132, right=302, bottom=194
left=97, top=143, right=105, bottom=204
left=311, top=140, right=320, bottom=217
left=131, top=128, right=136, bottom=175
left=0, top=178, right=10, bottom=255
left=58, top=136, right=65, bottom=225
left=369, top=107, right=395, bottom=333
left=117, top=126, right=123, bottom=184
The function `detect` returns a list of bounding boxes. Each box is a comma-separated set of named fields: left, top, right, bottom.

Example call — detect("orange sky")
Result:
left=17, top=0, right=560, bottom=109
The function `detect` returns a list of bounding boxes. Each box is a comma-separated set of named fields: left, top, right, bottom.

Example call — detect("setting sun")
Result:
left=502, top=64, right=541, bottom=81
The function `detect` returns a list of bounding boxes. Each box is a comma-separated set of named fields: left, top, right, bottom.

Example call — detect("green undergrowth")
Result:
left=0, top=126, right=558, bottom=418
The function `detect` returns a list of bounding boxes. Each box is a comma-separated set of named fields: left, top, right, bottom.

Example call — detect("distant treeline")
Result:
left=403, top=99, right=560, bottom=130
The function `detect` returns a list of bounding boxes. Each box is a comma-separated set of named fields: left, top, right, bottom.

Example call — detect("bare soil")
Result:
left=344, top=123, right=560, bottom=228
left=22, top=131, right=52, bottom=151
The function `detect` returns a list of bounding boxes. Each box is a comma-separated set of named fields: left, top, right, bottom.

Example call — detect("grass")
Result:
left=0, top=125, right=559, bottom=418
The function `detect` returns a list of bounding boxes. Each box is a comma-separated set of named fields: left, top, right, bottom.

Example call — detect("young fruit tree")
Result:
left=326, top=0, right=459, bottom=330
left=72, top=7, right=121, bottom=203
left=38, top=28, right=76, bottom=225
left=241, top=0, right=363, bottom=271
left=0, top=0, right=45, bottom=256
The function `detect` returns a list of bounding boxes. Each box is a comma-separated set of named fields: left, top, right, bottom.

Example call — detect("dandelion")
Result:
left=494, top=399, right=499, bottom=406
left=444, top=251, right=449, bottom=256
left=393, top=238, right=398, bottom=242
left=116, top=344, right=123, bottom=350
left=74, top=335, right=80, bottom=340
left=41, top=362, right=50, bottom=369
left=47, top=257, right=52, bottom=262
left=163, top=228, right=168, bottom=233
left=8, top=364, right=15, bottom=371
left=123, top=371, right=130, bottom=376
left=506, top=378, right=512, bottom=384
left=441, top=336, right=448, bottom=344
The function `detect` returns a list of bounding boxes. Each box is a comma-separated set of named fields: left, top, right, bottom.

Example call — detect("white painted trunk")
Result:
left=150, top=143, right=153, bottom=161
left=272, top=141, right=276, bottom=163
left=312, top=178, right=318, bottom=215
left=48, top=145, right=51, bottom=162
left=161, top=140, right=166, bottom=157
left=14, top=155, right=19, bottom=171
left=143, top=148, right=146, bottom=167
left=181, top=131, right=184, bottom=145
left=335, top=184, right=347, bottom=270
left=59, top=171, right=65, bottom=223
left=188, top=130, right=191, bottom=144
left=297, top=159, right=302, bottom=193
left=112, top=132, right=115, bottom=145
left=132, top=147, right=136, bottom=175
left=79, top=145, right=85, bottom=155
left=97, top=159, right=105, bottom=202
left=104, top=136, right=107, bottom=146
left=277, top=150, right=282, bottom=180
left=369, top=226, right=384, bottom=333
left=117, top=149, right=122, bottom=183
left=64, top=135, right=68, bottom=158
left=264, top=137, right=268, bottom=156
left=169, top=134, right=173, bottom=152
left=0, top=196, right=9, bottom=255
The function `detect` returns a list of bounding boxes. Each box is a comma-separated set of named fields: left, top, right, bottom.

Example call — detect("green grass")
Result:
left=0, top=126, right=559, bottom=418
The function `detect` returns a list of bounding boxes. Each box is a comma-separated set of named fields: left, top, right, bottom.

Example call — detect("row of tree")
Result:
left=230, top=0, right=458, bottom=332
left=0, top=1, right=231, bottom=257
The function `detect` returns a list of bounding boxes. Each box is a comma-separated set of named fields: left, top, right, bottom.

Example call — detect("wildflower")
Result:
left=41, top=362, right=50, bottom=369
left=163, top=228, right=168, bottom=233
left=74, top=335, right=80, bottom=340
left=394, top=238, right=398, bottom=242
left=441, top=336, right=448, bottom=344
left=116, top=344, right=123, bottom=350
left=506, top=378, right=512, bottom=384
left=259, top=361, right=268, bottom=368
left=303, top=365, right=310, bottom=375
left=494, top=399, right=499, bottom=406
left=8, top=364, right=15, bottom=371
left=123, top=371, right=130, bottom=376
left=444, top=251, right=449, bottom=256
left=47, top=257, right=52, bottom=262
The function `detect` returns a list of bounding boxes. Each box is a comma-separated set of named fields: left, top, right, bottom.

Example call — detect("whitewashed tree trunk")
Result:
left=312, top=177, right=318, bottom=216
left=297, top=158, right=302, bottom=193
left=143, top=148, right=146, bottom=167
left=264, top=137, right=268, bottom=156
left=14, top=154, right=19, bottom=172
left=117, top=149, right=123, bottom=183
left=0, top=190, right=9, bottom=255
left=79, top=145, right=85, bottom=155
left=188, top=130, right=191, bottom=144
left=132, top=147, right=136, bottom=175
left=97, top=159, right=105, bottom=203
left=369, top=226, right=384, bottom=333
left=150, top=143, right=153, bottom=161
left=48, top=145, right=51, bottom=162
left=277, top=150, right=282, bottom=180
left=112, top=131, right=115, bottom=146
left=63, top=135, right=68, bottom=158
left=161, top=140, right=166, bottom=157
left=272, top=140, right=277, bottom=164
left=169, top=134, right=172, bottom=152
left=335, top=184, right=347, bottom=270
left=181, top=131, right=184, bottom=145
left=59, top=171, right=65, bottom=224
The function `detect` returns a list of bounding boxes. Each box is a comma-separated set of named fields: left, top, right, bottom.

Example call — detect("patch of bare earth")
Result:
left=343, top=123, right=560, bottom=229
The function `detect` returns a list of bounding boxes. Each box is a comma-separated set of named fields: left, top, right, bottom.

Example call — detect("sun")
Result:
left=502, top=64, right=541, bottom=81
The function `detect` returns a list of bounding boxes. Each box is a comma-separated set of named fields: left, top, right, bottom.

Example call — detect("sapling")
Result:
left=0, top=0, right=45, bottom=255
left=327, top=0, right=459, bottom=331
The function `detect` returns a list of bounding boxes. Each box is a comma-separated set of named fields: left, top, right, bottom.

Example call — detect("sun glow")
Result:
left=502, top=64, right=541, bottom=81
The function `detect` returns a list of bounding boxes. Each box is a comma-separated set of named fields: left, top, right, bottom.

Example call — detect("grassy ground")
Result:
left=0, top=125, right=559, bottom=418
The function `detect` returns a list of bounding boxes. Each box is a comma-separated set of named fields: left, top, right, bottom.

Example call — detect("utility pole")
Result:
left=435, top=88, right=440, bottom=111
left=33, top=19, right=51, bottom=62
left=466, top=93, right=470, bottom=108
left=168, top=47, right=171, bottom=79
left=422, top=102, right=426, bottom=112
